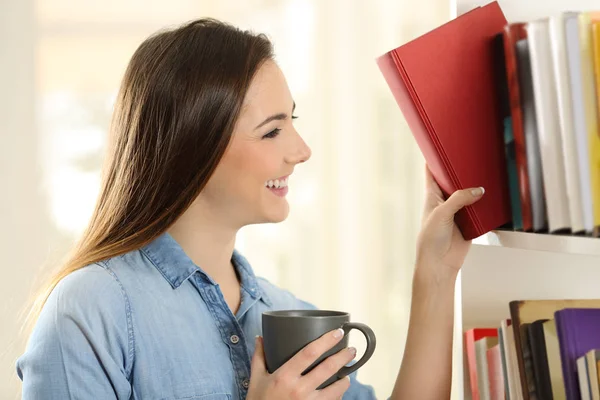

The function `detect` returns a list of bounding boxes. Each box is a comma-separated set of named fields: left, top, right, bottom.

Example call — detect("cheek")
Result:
left=216, top=145, right=275, bottom=201
left=228, top=144, right=279, bottom=183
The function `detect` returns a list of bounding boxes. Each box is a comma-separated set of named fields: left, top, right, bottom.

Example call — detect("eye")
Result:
left=262, top=116, right=299, bottom=139
left=262, top=128, right=281, bottom=139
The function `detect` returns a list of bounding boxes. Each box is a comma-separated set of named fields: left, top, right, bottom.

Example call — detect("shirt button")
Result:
left=230, top=334, right=240, bottom=344
left=242, top=379, right=250, bottom=389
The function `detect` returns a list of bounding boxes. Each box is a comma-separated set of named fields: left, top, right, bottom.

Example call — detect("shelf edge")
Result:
left=472, top=230, right=600, bottom=256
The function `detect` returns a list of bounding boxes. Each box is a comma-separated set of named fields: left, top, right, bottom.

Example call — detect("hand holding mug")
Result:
left=247, top=310, right=376, bottom=400
left=247, top=327, right=354, bottom=400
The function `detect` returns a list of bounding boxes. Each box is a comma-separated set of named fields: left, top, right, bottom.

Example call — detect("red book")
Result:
left=376, top=2, right=511, bottom=240
left=503, top=23, right=533, bottom=231
left=487, top=344, right=505, bottom=400
left=464, top=328, right=499, bottom=400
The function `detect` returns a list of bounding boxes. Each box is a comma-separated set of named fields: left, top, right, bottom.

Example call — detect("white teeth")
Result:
left=266, top=177, right=288, bottom=188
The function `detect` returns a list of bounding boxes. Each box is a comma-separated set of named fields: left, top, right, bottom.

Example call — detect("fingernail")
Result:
left=333, top=328, right=344, bottom=339
left=348, top=347, right=357, bottom=357
left=471, top=187, right=484, bottom=197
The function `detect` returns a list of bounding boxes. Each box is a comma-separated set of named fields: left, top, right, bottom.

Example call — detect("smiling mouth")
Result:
left=265, top=176, right=289, bottom=189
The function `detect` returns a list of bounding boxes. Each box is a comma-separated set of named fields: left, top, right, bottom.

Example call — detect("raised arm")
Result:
left=391, top=166, right=485, bottom=400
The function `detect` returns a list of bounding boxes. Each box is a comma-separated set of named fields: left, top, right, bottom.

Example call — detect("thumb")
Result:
left=251, top=336, right=267, bottom=374
left=438, top=186, right=485, bottom=220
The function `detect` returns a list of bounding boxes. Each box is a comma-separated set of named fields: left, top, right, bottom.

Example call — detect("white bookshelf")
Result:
left=472, top=230, right=600, bottom=256
left=454, top=245, right=600, bottom=400
left=451, top=0, right=600, bottom=399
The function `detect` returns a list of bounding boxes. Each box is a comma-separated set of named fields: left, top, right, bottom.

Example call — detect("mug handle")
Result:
left=336, top=322, right=376, bottom=379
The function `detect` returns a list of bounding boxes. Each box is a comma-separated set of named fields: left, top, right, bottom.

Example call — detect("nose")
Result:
left=285, top=131, right=312, bottom=165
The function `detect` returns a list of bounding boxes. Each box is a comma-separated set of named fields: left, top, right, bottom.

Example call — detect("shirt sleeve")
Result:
left=17, top=263, right=133, bottom=399
left=293, top=297, right=379, bottom=400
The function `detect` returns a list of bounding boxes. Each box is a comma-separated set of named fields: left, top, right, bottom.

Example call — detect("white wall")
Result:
left=0, top=0, right=59, bottom=397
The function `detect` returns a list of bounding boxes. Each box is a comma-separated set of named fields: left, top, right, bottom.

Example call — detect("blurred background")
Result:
left=1, top=0, right=451, bottom=397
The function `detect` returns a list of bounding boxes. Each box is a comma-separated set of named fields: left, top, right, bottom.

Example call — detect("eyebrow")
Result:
left=254, top=102, right=296, bottom=130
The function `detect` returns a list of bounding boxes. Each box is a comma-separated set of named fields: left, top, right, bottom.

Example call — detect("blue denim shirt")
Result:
left=17, top=232, right=378, bottom=399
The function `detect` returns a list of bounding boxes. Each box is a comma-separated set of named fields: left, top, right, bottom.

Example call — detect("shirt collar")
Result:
left=231, top=249, right=272, bottom=306
left=140, top=232, right=271, bottom=306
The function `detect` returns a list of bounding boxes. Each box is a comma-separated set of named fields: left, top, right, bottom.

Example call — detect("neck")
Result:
left=167, top=197, right=239, bottom=283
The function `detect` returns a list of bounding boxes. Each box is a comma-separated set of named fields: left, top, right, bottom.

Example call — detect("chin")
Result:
left=264, top=203, right=290, bottom=223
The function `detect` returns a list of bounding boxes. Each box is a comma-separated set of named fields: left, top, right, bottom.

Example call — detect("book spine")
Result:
left=564, top=14, right=595, bottom=234
left=509, top=301, right=532, bottom=400
left=527, top=19, right=571, bottom=233
left=549, top=15, right=585, bottom=233
left=555, top=311, right=578, bottom=400
left=578, top=14, right=600, bottom=235
left=515, top=38, right=549, bottom=232
left=503, top=24, right=532, bottom=231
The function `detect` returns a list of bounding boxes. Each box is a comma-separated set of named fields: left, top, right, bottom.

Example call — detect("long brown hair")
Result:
left=26, top=18, right=274, bottom=331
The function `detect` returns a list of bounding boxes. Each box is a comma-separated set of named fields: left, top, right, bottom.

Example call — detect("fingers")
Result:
left=422, top=165, right=444, bottom=223
left=316, top=375, right=351, bottom=400
left=438, top=187, right=485, bottom=220
left=301, top=346, right=356, bottom=392
left=424, top=164, right=442, bottom=197
left=250, top=336, right=266, bottom=374
left=283, top=328, right=345, bottom=378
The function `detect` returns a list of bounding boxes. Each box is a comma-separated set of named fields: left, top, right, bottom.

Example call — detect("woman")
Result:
left=17, top=19, right=484, bottom=399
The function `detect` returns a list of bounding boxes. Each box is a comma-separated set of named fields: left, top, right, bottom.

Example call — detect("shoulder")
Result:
left=34, top=261, right=134, bottom=352
left=256, top=276, right=318, bottom=310
left=18, top=262, right=135, bottom=388
left=49, top=262, right=130, bottom=316
left=35, top=261, right=134, bottom=353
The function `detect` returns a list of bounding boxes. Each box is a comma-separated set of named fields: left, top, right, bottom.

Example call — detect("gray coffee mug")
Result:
left=262, top=310, right=376, bottom=389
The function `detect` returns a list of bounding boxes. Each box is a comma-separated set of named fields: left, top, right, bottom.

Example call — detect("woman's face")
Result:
left=200, top=60, right=312, bottom=226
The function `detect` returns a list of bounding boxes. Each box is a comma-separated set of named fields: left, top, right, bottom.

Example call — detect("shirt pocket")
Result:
left=159, top=380, right=232, bottom=400
left=164, top=394, right=231, bottom=400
